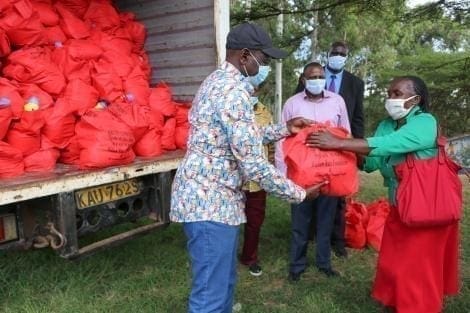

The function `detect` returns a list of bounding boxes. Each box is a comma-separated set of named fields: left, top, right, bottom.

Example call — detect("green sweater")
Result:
left=363, top=106, right=438, bottom=204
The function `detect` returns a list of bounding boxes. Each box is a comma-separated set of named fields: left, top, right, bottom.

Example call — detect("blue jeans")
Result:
left=289, top=195, right=338, bottom=273
left=183, top=221, right=240, bottom=313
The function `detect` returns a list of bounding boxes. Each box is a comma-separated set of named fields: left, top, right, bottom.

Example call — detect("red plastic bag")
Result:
left=18, top=84, right=54, bottom=110
left=24, top=148, right=59, bottom=172
left=149, top=83, right=176, bottom=117
left=0, top=29, right=11, bottom=57
left=33, top=2, right=59, bottom=26
left=123, top=66, right=150, bottom=107
left=134, top=128, right=163, bottom=157
left=108, top=100, right=149, bottom=141
left=59, top=136, right=80, bottom=165
left=76, top=108, right=135, bottom=169
left=174, top=103, right=191, bottom=149
left=4, top=47, right=65, bottom=96
left=283, top=124, right=359, bottom=196
left=0, top=78, right=23, bottom=118
left=0, top=7, right=46, bottom=47
left=0, top=103, right=13, bottom=140
left=91, top=59, right=123, bottom=102
left=120, top=12, right=146, bottom=52
left=55, top=3, right=90, bottom=39
left=345, top=200, right=368, bottom=249
left=161, top=118, right=176, bottom=151
left=61, top=79, right=99, bottom=116
left=5, top=110, right=45, bottom=157
left=0, top=141, right=25, bottom=178
left=54, top=0, right=91, bottom=18
left=44, top=25, right=67, bottom=45
left=83, top=0, right=120, bottom=31
left=366, top=198, right=391, bottom=251
left=41, top=101, right=77, bottom=149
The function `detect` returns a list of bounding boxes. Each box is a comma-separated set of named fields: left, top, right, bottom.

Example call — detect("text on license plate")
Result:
left=75, top=179, right=142, bottom=209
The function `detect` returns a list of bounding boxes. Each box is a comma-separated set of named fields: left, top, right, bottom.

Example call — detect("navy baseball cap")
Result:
left=226, top=22, right=288, bottom=59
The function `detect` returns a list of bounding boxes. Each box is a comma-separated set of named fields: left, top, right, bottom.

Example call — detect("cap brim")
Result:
left=262, top=47, right=288, bottom=59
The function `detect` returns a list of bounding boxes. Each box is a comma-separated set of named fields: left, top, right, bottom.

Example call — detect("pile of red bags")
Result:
left=0, top=0, right=191, bottom=177
left=345, top=198, right=391, bottom=251
left=283, top=123, right=359, bottom=196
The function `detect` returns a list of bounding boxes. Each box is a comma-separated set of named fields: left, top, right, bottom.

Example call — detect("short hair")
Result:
left=330, top=41, right=349, bottom=52
left=396, top=76, right=430, bottom=112
left=293, top=62, right=323, bottom=94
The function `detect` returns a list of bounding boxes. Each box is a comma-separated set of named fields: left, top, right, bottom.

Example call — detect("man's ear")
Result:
left=412, top=95, right=421, bottom=105
left=239, top=49, right=249, bottom=65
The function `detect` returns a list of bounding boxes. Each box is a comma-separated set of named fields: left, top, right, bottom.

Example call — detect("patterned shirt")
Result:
left=170, top=61, right=306, bottom=226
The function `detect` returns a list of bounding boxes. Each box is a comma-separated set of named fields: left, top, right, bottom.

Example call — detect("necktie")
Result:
left=328, top=75, right=336, bottom=93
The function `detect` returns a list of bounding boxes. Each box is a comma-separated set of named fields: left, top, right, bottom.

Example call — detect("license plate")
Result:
left=0, top=214, right=18, bottom=243
left=75, top=179, right=142, bottom=210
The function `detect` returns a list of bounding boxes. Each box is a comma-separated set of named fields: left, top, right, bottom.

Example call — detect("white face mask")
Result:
left=385, top=96, right=418, bottom=120
left=305, top=79, right=325, bottom=95
left=328, top=55, right=346, bottom=71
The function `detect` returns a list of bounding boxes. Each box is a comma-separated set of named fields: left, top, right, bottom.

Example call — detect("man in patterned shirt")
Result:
left=170, top=22, right=326, bottom=313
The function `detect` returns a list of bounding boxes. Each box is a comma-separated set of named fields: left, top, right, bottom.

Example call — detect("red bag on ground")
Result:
left=18, top=84, right=54, bottom=110
left=283, top=124, right=359, bottom=196
left=75, top=108, right=135, bottom=169
left=366, top=198, right=391, bottom=251
left=0, top=78, right=23, bottom=118
left=161, top=118, right=176, bottom=151
left=149, top=83, right=176, bottom=117
left=345, top=200, right=368, bottom=249
left=0, top=100, right=14, bottom=140
left=0, top=142, right=25, bottom=178
left=24, top=148, right=59, bottom=172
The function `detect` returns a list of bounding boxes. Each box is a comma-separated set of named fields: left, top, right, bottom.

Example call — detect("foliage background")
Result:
left=230, top=0, right=469, bottom=137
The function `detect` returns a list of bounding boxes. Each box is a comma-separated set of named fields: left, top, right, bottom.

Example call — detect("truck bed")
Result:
left=0, top=150, right=185, bottom=206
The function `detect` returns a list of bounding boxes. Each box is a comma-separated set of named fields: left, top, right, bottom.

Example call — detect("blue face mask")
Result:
left=249, top=65, right=271, bottom=87
left=250, top=96, right=259, bottom=107
left=305, top=79, right=325, bottom=95
left=328, top=55, right=346, bottom=71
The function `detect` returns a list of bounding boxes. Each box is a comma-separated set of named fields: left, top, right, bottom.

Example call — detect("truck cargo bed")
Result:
left=0, top=150, right=185, bottom=206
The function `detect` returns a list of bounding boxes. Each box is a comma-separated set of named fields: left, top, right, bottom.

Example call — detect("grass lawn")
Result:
left=1, top=172, right=469, bottom=313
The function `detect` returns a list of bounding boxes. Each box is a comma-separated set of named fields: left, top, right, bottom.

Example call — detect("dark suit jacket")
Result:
left=338, top=70, right=365, bottom=138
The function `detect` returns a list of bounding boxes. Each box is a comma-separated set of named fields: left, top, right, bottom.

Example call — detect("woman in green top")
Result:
left=307, top=76, right=459, bottom=313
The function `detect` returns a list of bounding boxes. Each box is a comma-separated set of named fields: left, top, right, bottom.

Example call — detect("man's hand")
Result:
left=286, top=117, right=314, bottom=135
left=304, top=181, right=329, bottom=200
left=305, top=130, right=343, bottom=149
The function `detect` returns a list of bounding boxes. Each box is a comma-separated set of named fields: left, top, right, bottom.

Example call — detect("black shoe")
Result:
left=318, top=267, right=340, bottom=277
left=333, top=246, right=348, bottom=258
left=248, top=263, right=262, bottom=277
left=288, top=271, right=302, bottom=282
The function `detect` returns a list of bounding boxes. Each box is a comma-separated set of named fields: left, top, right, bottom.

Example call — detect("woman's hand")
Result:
left=305, top=181, right=329, bottom=200
left=305, top=130, right=344, bottom=149
left=286, top=117, right=314, bottom=135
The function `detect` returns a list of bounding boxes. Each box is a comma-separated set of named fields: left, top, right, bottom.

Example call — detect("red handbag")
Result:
left=394, top=135, right=462, bottom=227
